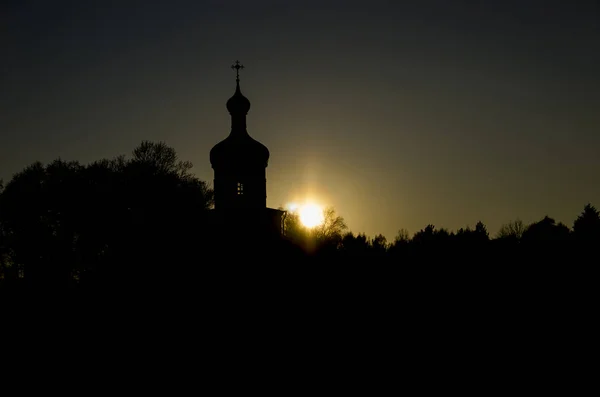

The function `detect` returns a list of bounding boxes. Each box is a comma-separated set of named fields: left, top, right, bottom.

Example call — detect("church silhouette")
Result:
left=208, top=61, right=286, bottom=241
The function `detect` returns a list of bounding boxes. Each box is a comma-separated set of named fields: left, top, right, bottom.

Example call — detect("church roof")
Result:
left=210, top=62, right=270, bottom=168
left=210, top=132, right=269, bottom=168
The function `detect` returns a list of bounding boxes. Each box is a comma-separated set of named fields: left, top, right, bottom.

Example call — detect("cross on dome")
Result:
left=231, top=60, right=244, bottom=81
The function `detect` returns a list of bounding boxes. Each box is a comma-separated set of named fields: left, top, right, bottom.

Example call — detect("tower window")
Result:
left=237, top=182, right=244, bottom=195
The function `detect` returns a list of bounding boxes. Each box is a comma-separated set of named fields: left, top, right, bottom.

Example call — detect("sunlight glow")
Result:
left=287, top=202, right=324, bottom=228
left=299, top=203, right=324, bottom=228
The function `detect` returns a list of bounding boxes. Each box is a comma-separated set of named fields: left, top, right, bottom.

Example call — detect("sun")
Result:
left=298, top=203, right=324, bottom=228
left=286, top=201, right=325, bottom=228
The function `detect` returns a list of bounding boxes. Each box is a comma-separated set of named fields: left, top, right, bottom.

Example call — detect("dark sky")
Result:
left=2, top=0, right=599, bottom=239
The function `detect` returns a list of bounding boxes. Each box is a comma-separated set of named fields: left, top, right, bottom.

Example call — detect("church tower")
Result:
left=209, top=61, right=284, bottom=237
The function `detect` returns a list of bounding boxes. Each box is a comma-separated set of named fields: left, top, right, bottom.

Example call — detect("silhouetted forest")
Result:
left=1, top=141, right=598, bottom=291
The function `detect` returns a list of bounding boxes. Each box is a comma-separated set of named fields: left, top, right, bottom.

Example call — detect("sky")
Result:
left=1, top=0, right=599, bottom=240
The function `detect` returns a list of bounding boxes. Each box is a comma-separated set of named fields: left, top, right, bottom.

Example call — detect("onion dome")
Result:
left=209, top=129, right=270, bottom=169
left=210, top=63, right=269, bottom=168
left=226, top=80, right=251, bottom=115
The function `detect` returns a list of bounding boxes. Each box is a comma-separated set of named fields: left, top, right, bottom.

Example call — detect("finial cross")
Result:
left=231, top=60, right=244, bottom=81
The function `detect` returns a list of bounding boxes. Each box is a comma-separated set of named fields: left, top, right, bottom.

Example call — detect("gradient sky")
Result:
left=2, top=0, right=599, bottom=240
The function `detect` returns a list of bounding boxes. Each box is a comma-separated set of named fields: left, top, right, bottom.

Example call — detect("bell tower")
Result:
left=209, top=61, right=285, bottom=238
left=210, top=61, right=270, bottom=211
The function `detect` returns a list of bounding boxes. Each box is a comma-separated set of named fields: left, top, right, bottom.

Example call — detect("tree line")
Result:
left=1, top=141, right=598, bottom=288
left=285, top=206, right=599, bottom=255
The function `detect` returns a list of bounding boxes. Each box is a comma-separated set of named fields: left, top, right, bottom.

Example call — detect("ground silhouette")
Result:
left=0, top=141, right=598, bottom=293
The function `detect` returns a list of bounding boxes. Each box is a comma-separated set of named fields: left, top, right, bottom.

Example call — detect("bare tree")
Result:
left=394, top=228, right=410, bottom=244
left=132, top=140, right=193, bottom=178
left=496, top=219, right=526, bottom=240
left=371, top=234, right=388, bottom=254
left=313, top=207, right=347, bottom=242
